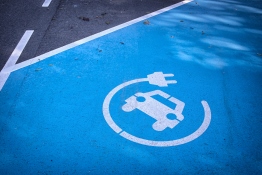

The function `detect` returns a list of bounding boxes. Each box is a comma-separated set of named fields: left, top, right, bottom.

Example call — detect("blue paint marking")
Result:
left=1, top=0, right=262, bottom=174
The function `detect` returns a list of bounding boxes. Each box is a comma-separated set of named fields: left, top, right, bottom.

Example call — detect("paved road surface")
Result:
left=0, top=0, right=262, bottom=174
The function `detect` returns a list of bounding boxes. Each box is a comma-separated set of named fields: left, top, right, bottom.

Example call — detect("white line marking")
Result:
left=42, top=0, right=52, bottom=7
left=6, top=0, right=193, bottom=74
left=0, top=30, right=34, bottom=91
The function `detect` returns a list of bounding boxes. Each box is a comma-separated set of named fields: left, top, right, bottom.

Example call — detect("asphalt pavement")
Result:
left=0, top=0, right=183, bottom=70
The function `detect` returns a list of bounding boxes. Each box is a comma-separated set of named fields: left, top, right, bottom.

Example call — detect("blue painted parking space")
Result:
left=1, top=0, right=262, bottom=174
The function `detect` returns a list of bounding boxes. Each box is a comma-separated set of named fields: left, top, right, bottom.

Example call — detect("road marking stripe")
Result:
left=6, top=0, right=193, bottom=74
left=42, top=0, right=52, bottom=7
left=0, top=30, right=34, bottom=90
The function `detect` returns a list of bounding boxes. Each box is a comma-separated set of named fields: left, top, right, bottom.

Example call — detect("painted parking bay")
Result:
left=0, top=0, right=262, bottom=174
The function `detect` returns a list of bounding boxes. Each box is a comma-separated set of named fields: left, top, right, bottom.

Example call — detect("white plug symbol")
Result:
left=147, top=72, right=177, bottom=87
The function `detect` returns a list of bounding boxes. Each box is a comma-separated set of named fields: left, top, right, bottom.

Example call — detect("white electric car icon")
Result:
left=122, top=90, right=185, bottom=131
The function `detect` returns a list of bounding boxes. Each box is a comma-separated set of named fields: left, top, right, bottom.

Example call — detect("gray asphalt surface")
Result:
left=0, top=0, right=183, bottom=71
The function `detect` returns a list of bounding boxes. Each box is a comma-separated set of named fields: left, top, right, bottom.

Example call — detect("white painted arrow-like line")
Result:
left=42, top=0, right=52, bottom=7
left=0, top=30, right=34, bottom=91
left=7, top=0, right=193, bottom=74
left=0, top=0, right=193, bottom=90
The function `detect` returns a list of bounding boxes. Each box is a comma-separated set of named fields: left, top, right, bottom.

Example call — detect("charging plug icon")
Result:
left=147, top=72, right=177, bottom=87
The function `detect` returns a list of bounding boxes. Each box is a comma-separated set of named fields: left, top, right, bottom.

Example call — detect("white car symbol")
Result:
left=122, top=90, right=185, bottom=131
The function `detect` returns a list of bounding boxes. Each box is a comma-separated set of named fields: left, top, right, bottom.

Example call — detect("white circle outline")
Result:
left=102, top=78, right=211, bottom=147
